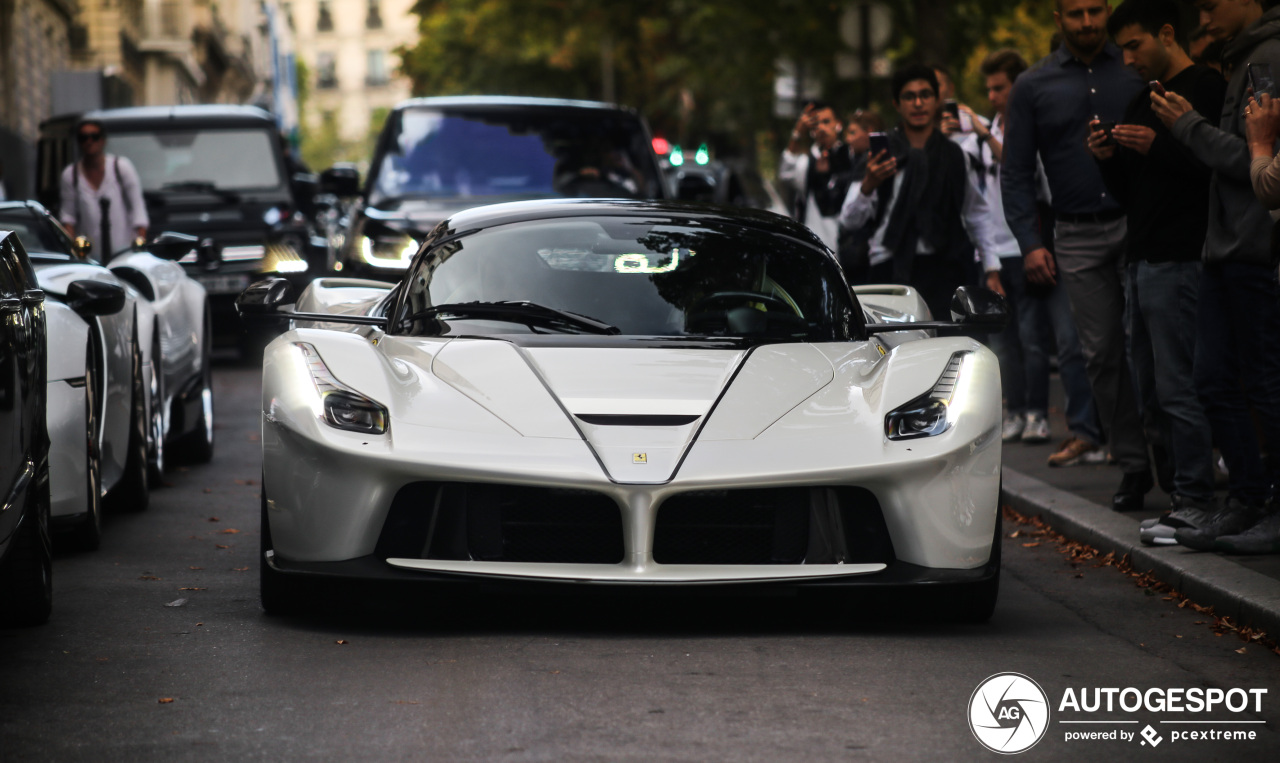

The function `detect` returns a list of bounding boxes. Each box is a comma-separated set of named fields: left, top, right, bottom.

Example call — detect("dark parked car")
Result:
left=38, top=106, right=324, bottom=349
left=0, top=231, right=51, bottom=626
left=330, top=96, right=671, bottom=279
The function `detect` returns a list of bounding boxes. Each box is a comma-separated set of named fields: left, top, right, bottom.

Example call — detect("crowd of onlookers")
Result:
left=779, top=0, right=1280, bottom=555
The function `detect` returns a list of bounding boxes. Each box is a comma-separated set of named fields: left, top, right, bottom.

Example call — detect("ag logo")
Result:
left=968, top=672, right=1050, bottom=754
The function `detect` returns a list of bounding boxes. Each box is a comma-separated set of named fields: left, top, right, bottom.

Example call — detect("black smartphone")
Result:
left=868, top=132, right=891, bottom=157
left=1249, top=62, right=1276, bottom=99
left=1149, top=80, right=1167, bottom=97
left=1095, top=120, right=1117, bottom=147
left=943, top=100, right=960, bottom=119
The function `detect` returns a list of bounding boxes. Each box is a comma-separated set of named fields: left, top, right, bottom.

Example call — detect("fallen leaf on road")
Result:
left=233, top=567, right=249, bottom=572
left=215, top=544, right=230, bottom=549
left=336, top=639, right=349, bottom=645
left=207, top=517, right=219, bottom=522
left=202, top=488, right=212, bottom=494
left=179, top=587, right=206, bottom=591
left=164, top=598, right=188, bottom=608
left=1236, top=647, right=1247, bottom=654
left=1021, top=542, right=1040, bottom=548
left=219, top=528, right=240, bottom=534
left=1009, top=530, right=1021, bottom=538
left=196, top=623, right=204, bottom=627
left=139, top=575, right=162, bottom=581
left=188, top=566, right=203, bottom=570
left=1176, top=635, right=1183, bottom=638
left=235, top=479, right=257, bottom=486
left=549, top=670, right=560, bottom=674
left=1074, top=573, right=1084, bottom=578
left=392, top=700, right=419, bottom=705
left=96, top=657, right=109, bottom=662
left=159, top=698, right=174, bottom=704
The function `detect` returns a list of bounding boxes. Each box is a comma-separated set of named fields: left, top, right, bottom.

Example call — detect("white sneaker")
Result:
left=1021, top=412, right=1051, bottom=443
left=1002, top=412, right=1026, bottom=442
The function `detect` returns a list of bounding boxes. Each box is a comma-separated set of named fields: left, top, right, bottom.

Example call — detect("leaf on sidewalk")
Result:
left=235, top=478, right=258, bottom=486
left=164, top=598, right=188, bottom=608
left=188, top=566, right=203, bottom=570
left=1020, top=542, right=1040, bottom=548
left=158, top=698, right=174, bottom=704
left=207, top=517, right=220, bottom=522
left=336, top=639, right=349, bottom=645
left=139, top=575, right=162, bottom=581
left=233, top=567, right=249, bottom=572
left=218, top=528, right=240, bottom=534
left=179, top=587, right=206, bottom=591
left=215, top=544, right=230, bottom=550
left=1236, top=647, right=1247, bottom=654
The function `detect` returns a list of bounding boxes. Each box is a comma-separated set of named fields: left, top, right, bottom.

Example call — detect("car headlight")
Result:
left=296, top=342, right=388, bottom=434
left=359, top=234, right=417, bottom=269
left=885, top=352, right=968, bottom=441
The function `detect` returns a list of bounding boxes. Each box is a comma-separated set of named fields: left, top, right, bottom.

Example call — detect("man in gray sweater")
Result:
left=1153, top=0, right=1280, bottom=554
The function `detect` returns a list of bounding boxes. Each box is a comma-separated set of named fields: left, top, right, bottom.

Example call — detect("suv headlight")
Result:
left=297, top=342, right=388, bottom=434
left=359, top=234, right=416, bottom=268
left=885, top=352, right=968, bottom=441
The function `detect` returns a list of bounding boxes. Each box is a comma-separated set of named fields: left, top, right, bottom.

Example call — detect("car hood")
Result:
left=365, top=195, right=555, bottom=238
left=406, top=340, right=833, bottom=483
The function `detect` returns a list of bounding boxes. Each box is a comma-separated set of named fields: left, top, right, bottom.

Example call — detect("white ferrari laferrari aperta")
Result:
left=245, top=200, right=1006, bottom=619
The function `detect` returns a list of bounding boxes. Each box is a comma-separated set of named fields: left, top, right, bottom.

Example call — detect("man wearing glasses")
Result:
left=59, top=119, right=148, bottom=259
left=836, top=63, right=999, bottom=322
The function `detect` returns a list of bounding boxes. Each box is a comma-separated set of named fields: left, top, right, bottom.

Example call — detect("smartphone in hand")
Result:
left=943, top=100, right=960, bottom=119
left=1149, top=80, right=1167, bottom=97
left=1095, top=120, right=1117, bottom=147
left=868, top=132, right=891, bottom=157
left=1248, top=62, right=1276, bottom=99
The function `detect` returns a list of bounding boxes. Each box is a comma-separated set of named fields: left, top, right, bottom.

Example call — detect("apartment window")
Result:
left=366, top=50, right=388, bottom=86
left=366, top=0, right=383, bottom=29
left=317, top=52, right=337, bottom=89
left=317, top=0, right=333, bottom=32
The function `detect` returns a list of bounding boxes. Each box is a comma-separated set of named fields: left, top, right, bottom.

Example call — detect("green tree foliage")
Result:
left=398, top=1, right=1057, bottom=162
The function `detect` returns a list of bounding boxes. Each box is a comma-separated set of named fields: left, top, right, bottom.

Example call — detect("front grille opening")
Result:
left=376, top=482, right=624, bottom=564
left=652, top=487, right=893, bottom=565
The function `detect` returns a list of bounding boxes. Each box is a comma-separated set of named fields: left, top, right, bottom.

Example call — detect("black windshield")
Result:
left=369, top=108, right=665, bottom=205
left=394, top=215, right=858, bottom=342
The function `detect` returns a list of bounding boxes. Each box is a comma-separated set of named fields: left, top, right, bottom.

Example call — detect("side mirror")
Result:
left=675, top=172, right=717, bottom=202
left=949, top=286, right=1009, bottom=333
left=73, top=236, right=92, bottom=259
left=236, top=277, right=296, bottom=321
left=67, top=279, right=126, bottom=318
left=148, top=231, right=200, bottom=261
left=320, top=165, right=361, bottom=197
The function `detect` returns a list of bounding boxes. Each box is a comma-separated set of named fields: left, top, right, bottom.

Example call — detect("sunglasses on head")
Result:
left=77, top=132, right=103, bottom=143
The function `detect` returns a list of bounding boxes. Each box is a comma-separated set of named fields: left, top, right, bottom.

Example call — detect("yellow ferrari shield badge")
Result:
left=633, top=453, right=648, bottom=464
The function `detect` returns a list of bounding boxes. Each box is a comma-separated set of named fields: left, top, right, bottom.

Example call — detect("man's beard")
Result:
left=1063, top=26, right=1104, bottom=55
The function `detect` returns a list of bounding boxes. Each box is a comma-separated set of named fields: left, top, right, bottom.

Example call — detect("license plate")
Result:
left=196, top=273, right=251, bottom=295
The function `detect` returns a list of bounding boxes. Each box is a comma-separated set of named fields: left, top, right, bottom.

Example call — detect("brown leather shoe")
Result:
left=1047, top=437, right=1105, bottom=467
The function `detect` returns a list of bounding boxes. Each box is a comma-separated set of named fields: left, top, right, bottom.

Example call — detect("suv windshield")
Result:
left=396, top=215, right=857, bottom=341
left=108, top=128, right=284, bottom=191
left=370, top=108, right=665, bottom=205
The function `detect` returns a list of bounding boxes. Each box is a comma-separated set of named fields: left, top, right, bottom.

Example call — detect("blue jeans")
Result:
left=990, top=255, right=1102, bottom=444
left=1194, top=262, right=1280, bottom=503
left=1127, top=261, right=1214, bottom=500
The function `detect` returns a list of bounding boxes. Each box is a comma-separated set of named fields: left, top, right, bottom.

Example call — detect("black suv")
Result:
left=333, top=96, right=671, bottom=280
left=37, top=106, right=324, bottom=347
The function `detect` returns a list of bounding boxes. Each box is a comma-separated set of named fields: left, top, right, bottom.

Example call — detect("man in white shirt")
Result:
left=59, top=119, right=148, bottom=259
left=837, top=64, right=999, bottom=321
left=778, top=101, right=848, bottom=252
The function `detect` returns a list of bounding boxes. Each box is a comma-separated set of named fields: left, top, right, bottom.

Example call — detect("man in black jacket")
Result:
left=1089, top=0, right=1225, bottom=544
left=836, top=64, right=997, bottom=320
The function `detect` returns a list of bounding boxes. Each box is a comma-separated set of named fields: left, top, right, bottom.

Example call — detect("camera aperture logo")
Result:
left=969, top=673, right=1051, bottom=754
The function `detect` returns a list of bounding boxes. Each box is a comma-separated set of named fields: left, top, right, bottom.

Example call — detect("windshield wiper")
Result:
left=158, top=181, right=241, bottom=202
left=403, top=300, right=620, bottom=335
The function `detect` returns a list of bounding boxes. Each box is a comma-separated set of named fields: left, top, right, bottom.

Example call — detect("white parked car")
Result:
left=0, top=202, right=214, bottom=550
left=243, top=200, right=1007, bottom=620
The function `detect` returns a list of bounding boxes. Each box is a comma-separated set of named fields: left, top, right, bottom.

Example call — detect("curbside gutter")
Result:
left=1001, top=467, right=1280, bottom=637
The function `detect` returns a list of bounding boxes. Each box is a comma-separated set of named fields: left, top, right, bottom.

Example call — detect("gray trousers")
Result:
left=1053, top=218, right=1150, bottom=475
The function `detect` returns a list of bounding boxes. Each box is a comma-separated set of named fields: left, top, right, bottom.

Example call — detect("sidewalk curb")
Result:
left=1002, top=467, right=1280, bottom=637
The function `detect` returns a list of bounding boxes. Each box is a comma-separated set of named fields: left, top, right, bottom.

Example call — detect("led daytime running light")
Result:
left=885, top=352, right=968, bottom=441
left=296, top=342, right=389, bottom=434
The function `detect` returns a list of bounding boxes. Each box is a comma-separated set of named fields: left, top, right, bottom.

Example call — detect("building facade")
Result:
left=288, top=0, right=416, bottom=153
left=1, top=0, right=77, bottom=198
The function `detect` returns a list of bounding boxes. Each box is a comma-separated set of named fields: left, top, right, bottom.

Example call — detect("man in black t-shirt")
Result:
left=1089, top=0, right=1226, bottom=543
